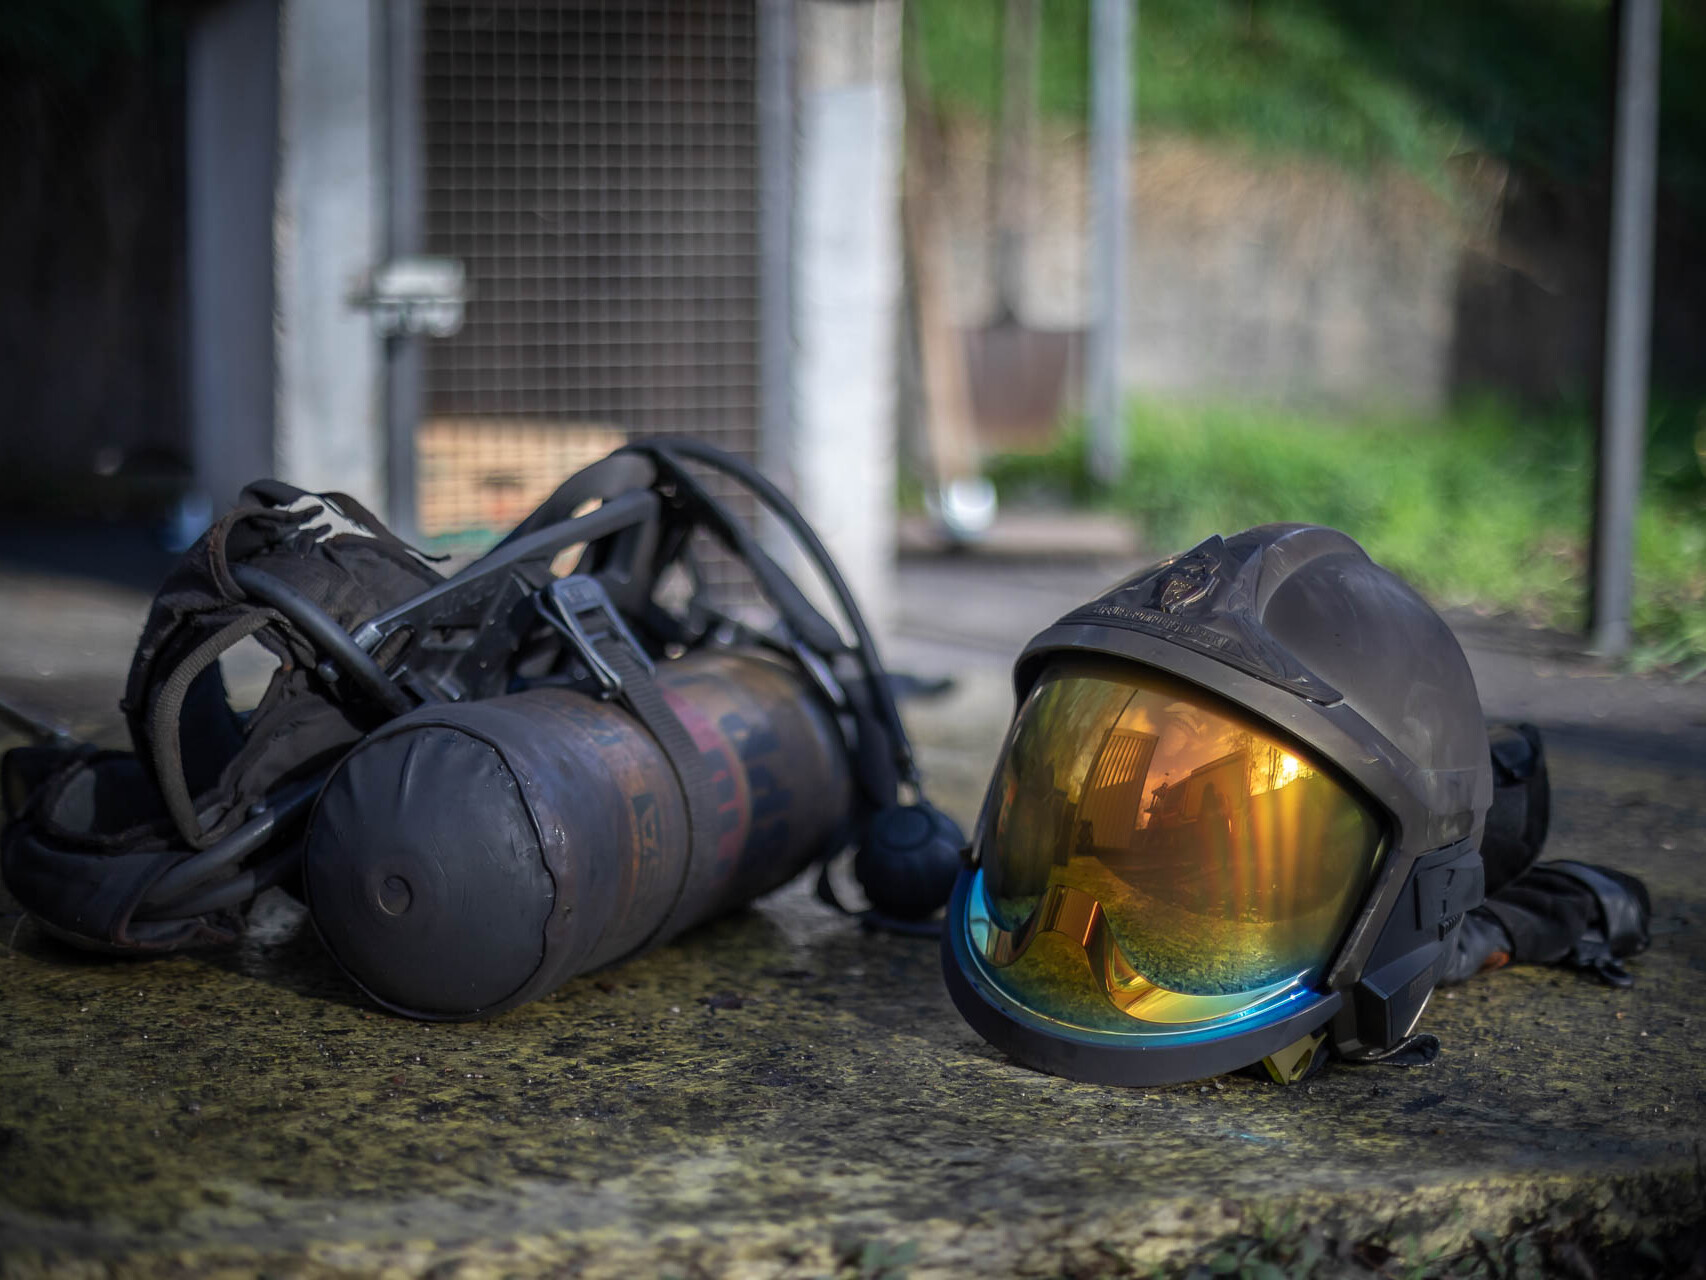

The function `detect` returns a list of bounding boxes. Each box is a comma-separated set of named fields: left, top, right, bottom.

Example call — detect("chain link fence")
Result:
left=419, top=0, right=761, bottom=568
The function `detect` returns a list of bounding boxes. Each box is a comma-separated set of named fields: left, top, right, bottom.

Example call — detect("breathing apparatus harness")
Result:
left=1, top=441, right=963, bottom=974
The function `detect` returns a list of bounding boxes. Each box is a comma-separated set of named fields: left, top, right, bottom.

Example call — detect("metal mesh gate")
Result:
left=419, top=0, right=760, bottom=549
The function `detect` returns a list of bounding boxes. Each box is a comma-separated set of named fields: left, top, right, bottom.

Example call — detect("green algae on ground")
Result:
left=3, top=654, right=1705, bottom=1276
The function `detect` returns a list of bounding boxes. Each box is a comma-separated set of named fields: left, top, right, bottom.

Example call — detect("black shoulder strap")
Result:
left=118, top=483, right=444, bottom=848
left=146, top=611, right=278, bottom=845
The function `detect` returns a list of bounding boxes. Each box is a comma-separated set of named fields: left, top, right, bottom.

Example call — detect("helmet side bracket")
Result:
left=1327, top=838, right=1484, bottom=1057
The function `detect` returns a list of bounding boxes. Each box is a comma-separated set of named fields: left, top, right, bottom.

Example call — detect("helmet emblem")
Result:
left=1156, top=561, right=1215, bottom=615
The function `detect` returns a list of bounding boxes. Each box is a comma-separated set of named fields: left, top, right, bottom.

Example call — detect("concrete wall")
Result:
left=932, top=122, right=1706, bottom=414
left=186, top=0, right=388, bottom=519
left=0, top=18, right=189, bottom=515
left=274, top=0, right=386, bottom=509
left=934, top=125, right=1466, bottom=414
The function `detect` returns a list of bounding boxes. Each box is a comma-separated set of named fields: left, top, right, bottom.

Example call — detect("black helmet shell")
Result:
left=943, top=524, right=1494, bottom=1083
left=1019, top=525, right=1490, bottom=855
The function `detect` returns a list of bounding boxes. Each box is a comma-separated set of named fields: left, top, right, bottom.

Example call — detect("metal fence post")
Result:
left=758, top=0, right=796, bottom=496
left=382, top=0, right=422, bottom=541
left=1591, top=0, right=1662, bottom=657
left=1087, top=0, right=1131, bottom=488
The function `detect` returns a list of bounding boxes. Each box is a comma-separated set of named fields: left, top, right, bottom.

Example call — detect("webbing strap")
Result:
left=149, top=611, right=277, bottom=847
left=539, top=578, right=720, bottom=948
left=599, top=640, right=721, bottom=946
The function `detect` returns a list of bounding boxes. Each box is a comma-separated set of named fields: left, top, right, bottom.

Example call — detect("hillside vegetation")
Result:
left=910, top=0, right=1706, bottom=203
left=914, top=0, right=1706, bottom=672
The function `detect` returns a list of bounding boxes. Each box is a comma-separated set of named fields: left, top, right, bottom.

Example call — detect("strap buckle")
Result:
left=538, top=576, right=655, bottom=696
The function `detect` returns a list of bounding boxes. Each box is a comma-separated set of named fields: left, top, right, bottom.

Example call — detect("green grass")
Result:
left=988, top=396, right=1706, bottom=676
left=909, top=0, right=1706, bottom=205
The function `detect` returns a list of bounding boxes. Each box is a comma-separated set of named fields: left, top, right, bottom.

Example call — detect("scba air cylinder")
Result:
left=302, top=649, right=851, bottom=1019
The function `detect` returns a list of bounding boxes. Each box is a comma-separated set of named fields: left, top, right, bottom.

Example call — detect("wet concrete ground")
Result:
left=2, top=547, right=1704, bottom=1277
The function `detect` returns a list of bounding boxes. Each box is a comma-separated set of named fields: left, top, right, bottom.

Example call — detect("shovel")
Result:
left=962, top=0, right=1077, bottom=453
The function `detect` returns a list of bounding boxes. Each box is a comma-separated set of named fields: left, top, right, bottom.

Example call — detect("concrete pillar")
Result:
left=275, top=0, right=385, bottom=509
left=789, top=0, right=904, bottom=631
left=186, top=0, right=279, bottom=514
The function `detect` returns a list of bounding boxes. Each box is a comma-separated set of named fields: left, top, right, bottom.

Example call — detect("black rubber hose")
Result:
left=623, top=438, right=920, bottom=786
left=138, top=775, right=323, bottom=911
left=230, top=564, right=415, bottom=717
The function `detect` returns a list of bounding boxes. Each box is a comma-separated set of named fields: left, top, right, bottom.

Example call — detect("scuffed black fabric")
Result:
left=1551, top=860, right=1651, bottom=956
left=2, top=481, right=443, bottom=952
left=0, top=751, right=237, bottom=950
left=1442, top=861, right=1652, bottom=987
left=1438, top=910, right=1514, bottom=985
left=1483, top=864, right=1604, bottom=965
left=1442, top=725, right=1651, bottom=987
left=175, top=664, right=249, bottom=799
left=1481, top=722, right=1549, bottom=894
left=117, top=484, right=441, bottom=847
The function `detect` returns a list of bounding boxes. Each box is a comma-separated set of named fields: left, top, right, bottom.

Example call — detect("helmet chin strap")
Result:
left=1338, top=1032, right=1441, bottom=1069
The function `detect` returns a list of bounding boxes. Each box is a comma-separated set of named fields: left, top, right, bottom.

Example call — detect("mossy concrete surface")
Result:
left=2, top=561, right=1704, bottom=1278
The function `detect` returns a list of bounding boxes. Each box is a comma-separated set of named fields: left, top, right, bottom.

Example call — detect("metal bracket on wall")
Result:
left=351, top=257, right=467, bottom=339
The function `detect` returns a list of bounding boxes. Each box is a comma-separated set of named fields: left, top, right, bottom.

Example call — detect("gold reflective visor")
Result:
left=972, top=881, right=1299, bottom=1024
left=976, top=659, right=1383, bottom=1034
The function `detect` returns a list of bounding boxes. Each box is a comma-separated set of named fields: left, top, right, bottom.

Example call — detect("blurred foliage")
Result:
left=988, top=396, right=1706, bottom=676
left=909, top=0, right=1706, bottom=205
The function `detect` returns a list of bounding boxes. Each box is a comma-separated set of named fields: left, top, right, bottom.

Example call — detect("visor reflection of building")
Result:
left=1072, top=734, right=1341, bottom=921
left=1076, top=726, right=1159, bottom=855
